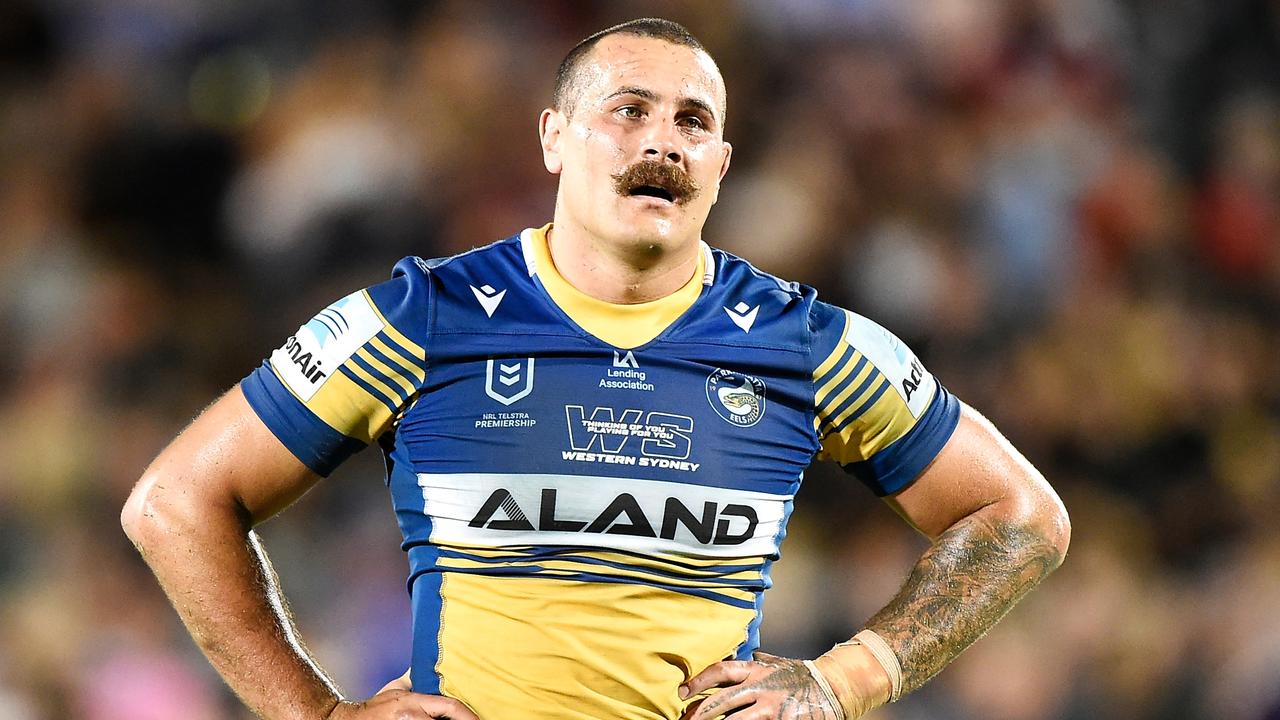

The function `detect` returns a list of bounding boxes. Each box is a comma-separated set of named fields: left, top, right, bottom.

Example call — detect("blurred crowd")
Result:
left=1, top=1, right=1278, bottom=719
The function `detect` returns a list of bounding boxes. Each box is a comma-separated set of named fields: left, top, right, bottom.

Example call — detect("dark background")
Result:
left=1, top=1, right=1278, bottom=718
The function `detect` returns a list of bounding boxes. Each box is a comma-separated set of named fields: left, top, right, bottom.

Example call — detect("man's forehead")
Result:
left=579, top=35, right=726, bottom=116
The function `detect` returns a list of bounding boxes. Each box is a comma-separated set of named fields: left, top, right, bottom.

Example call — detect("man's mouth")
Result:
left=612, top=161, right=700, bottom=205
left=628, top=185, right=675, bottom=203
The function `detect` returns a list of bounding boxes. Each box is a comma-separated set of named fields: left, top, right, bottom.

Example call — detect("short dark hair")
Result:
left=552, top=18, right=714, bottom=116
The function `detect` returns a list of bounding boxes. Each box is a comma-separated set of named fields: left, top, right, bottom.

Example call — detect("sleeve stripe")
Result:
left=338, top=364, right=401, bottom=414
left=819, top=362, right=881, bottom=433
left=815, top=345, right=859, bottom=406
left=357, top=345, right=417, bottom=397
left=816, top=353, right=869, bottom=414
left=370, top=335, right=426, bottom=382
left=348, top=352, right=412, bottom=406
left=814, top=341, right=853, bottom=388
left=822, top=371, right=887, bottom=435
left=375, top=330, right=428, bottom=374
left=363, top=290, right=427, bottom=363
left=811, top=309, right=853, bottom=380
left=831, top=378, right=893, bottom=435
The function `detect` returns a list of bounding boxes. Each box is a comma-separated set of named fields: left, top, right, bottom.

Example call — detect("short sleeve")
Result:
left=241, top=258, right=431, bottom=476
left=809, top=301, right=960, bottom=496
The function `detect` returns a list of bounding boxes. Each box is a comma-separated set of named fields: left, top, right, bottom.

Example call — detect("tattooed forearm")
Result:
left=865, top=513, right=1064, bottom=694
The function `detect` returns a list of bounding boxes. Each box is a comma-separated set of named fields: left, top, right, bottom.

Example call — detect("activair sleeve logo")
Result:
left=706, top=369, right=766, bottom=427
left=270, top=292, right=384, bottom=401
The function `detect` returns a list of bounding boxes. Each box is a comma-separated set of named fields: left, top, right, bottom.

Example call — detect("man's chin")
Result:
left=613, top=213, right=684, bottom=249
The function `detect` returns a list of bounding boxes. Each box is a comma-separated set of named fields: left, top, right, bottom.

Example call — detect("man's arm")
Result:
left=121, top=386, right=478, bottom=720
left=683, top=403, right=1070, bottom=719
left=863, top=403, right=1069, bottom=694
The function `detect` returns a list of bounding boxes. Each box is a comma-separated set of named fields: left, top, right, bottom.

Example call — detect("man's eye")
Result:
left=679, top=116, right=707, bottom=130
left=618, top=106, right=642, bottom=119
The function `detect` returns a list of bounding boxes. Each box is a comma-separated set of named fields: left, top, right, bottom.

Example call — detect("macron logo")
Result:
left=724, top=301, right=759, bottom=333
left=470, top=284, right=507, bottom=318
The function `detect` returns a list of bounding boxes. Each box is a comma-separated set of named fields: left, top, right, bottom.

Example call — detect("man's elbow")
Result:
left=1014, top=481, right=1071, bottom=571
left=1039, top=495, right=1071, bottom=570
left=121, top=470, right=230, bottom=551
left=121, top=472, right=167, bottom=550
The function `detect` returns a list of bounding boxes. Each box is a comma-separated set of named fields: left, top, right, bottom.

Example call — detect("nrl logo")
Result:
left=706, top=368, right=766, bottom=427
left=485, top=358, right=535, bottom=405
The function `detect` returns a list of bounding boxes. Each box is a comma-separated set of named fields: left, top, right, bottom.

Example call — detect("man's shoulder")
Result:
left=666, top=245, right=819, bottom=356
left=409, top=233, right=526, bottom=277
left=706, top=245, right=807, bottom=300
left=702, top=245, right=817, bottom=331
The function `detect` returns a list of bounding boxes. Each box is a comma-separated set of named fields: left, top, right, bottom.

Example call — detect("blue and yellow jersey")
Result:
left=241, top=225, right=960, bottom=719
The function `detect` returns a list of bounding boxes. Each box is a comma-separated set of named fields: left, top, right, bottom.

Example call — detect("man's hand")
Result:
left=377, top=669, right=413, bottom=694
left=321, top=670, right=478, bottom=719
left=327, top=690, right=480, bottom=720
left=680, top=652, right=845, bottom=720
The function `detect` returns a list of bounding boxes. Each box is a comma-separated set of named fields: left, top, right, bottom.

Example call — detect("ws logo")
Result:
left=563, top=405, right=698, bottom=471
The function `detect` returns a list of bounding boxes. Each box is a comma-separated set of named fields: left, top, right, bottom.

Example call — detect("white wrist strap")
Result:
left=802, top=659, right=846, bottom=720
left=844, top=629, right=903, bottom=703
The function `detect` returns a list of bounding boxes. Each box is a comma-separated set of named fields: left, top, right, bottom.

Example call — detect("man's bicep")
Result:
left=132, top=385, right=322, bottom=527
left=884, top=403, right=1055, bottom=540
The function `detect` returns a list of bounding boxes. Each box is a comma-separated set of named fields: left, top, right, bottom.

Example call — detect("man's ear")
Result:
left=710, top=141, right=732, bottom=204
left=539, top=108, right=565, bottom=175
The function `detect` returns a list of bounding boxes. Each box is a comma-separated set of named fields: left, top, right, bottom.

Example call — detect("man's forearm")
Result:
left=125, top=498, right=341, bottom=720
left=864, top=508, right=1065, bottom=695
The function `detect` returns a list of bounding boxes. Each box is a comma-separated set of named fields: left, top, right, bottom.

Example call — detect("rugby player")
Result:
left=122, top=18, right=1070, bottom=720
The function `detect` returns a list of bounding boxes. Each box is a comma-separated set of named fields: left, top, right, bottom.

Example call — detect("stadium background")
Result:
left=1, top=1, right=1278, bottom=718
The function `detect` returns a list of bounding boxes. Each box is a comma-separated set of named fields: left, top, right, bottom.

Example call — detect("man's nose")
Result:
left=641, top=124, right=683, bottom=164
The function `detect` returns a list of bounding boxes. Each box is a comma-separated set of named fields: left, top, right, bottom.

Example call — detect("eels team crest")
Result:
left=706, top=369, right=766, bottom=427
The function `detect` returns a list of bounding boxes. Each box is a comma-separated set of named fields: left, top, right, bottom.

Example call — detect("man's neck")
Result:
left=544, top=221, right=701, bottom=305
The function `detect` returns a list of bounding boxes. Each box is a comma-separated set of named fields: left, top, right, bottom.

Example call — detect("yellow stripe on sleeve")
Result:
left=370, top=335, right=425, bottom=384
left=303, top=370, right=397, bottom=444
left=815, top=348, right=861, bottom=409
left=811, top=310, right=853, bottom=381
left=820, top=383, right=925, bottom=464
left=355, top=347, right=416, bottom=398
left=818, top=362, right=878, bottom=430
left=362, top=289, right=427, bottom=363
left=343, top=357, right=405, bottom=408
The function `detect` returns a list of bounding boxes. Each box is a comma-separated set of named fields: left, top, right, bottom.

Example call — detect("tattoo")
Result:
left=694, top=656, right=840, bottom=720
left=749, top=663, right=836, bottom=720
left=866, top=515, right=1063, bottom=694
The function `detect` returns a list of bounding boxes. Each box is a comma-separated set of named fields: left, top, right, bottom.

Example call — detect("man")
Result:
left=122, top=18, right=1069, bottom=720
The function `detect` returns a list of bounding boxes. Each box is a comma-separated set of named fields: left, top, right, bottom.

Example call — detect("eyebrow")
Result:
left=605, top=86, right=718, bottom=122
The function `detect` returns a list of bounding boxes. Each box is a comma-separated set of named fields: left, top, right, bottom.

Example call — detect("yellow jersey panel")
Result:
left=436, top=573, right=755, bottom=720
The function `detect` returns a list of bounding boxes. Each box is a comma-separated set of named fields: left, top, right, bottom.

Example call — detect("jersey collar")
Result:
left=518, top=224, right=714, bottom=349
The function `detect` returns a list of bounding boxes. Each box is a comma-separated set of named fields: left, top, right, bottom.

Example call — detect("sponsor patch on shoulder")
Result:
left=844, top=311, right=934, bottom=418
left=269, top=291, right=384, bottom=401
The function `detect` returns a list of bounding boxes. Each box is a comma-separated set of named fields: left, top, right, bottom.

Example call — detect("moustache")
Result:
left=611, top=161, right=701, bottom=204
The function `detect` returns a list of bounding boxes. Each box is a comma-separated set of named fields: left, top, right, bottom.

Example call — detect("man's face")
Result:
left=540, top=35, right=732, bottom=253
